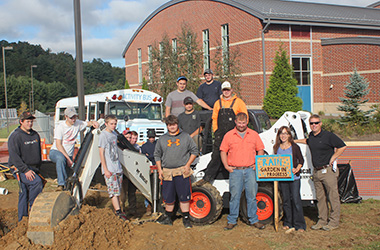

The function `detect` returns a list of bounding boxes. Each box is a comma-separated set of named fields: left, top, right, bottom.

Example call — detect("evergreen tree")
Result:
left=125, top=79, right=130, bottom=89
left=141, top=78, right=148, bottom=90
left=263, top=45, right=302, bottom=118
left=337, top=70, right=373, bottom=125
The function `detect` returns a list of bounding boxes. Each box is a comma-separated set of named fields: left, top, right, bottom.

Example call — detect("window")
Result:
left=148, top=45, right=152, bottom=82
left=172, top=38, right=177, bottom=53
left=203, top=29, right=210, bottom=70
left=138, top=48, right=142, bottom=84
left=291, top=26, right=310, bottom=38
left=292, top=57, right=310, bottom=85
left=221, top=24, right=229, bottom=72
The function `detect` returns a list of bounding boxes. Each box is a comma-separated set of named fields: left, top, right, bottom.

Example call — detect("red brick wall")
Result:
left=124, top=0, right=380, bottom=108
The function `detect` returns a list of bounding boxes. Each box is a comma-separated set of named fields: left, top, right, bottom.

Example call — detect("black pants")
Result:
left=127, top=178, right=137, bottom=211
left=203, top=130, right=224, bottom=182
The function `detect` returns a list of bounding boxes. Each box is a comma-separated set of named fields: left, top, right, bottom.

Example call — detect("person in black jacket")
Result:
left=273, top=126, right=306, bottom=233
left=8, top=112, right=44, bottom=222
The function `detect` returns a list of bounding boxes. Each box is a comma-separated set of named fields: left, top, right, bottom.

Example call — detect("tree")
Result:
left=125, top=79, right=130, bottom=89
left=263, top=45, right=302, bottom=118
left=141, top=78, right=148, bottom=90
left=19, top=101, right=28, bottom=115
left=212, top=43, right=242, bottom=96
left=337, top=70, right=373, bottom=125
left=147, top=23, right=202, bottom=99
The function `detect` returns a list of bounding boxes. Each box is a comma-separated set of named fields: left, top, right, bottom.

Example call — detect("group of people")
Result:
left=8, top=68, right=346, bottom=233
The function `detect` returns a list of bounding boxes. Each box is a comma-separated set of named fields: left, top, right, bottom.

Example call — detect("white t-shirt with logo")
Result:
left=51, top=120, right=87, bottom=157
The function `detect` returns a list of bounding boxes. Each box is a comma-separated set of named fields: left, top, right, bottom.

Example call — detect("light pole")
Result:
left=2, top=46, right=13, bottom=133
left=31, top=65, right=37, bottom=113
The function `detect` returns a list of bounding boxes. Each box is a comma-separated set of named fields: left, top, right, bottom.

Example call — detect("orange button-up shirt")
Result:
left=220, top=127, right=264, bottom=167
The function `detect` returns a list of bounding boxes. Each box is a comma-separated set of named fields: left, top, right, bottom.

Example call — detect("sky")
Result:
left=0, top=0, right=377, bottom=68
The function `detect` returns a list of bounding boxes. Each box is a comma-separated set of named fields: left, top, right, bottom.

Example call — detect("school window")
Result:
left=148, top=45, right=153, bottom=82
left=291, top=26, right=310, bottom=38
left=203, top=29, right=210, bottom=70
left=292, top=57, right=310, bottom=85
left=221, top=24, right=229, bottom=71
left=138, top=48, right=142, bottom=84
left=159, top=43, right=164, bottom=80
left=172, top=38, right=177, bottom=53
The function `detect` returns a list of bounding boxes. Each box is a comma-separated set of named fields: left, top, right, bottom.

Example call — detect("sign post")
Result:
left=256, top=155, right=294, bottom=232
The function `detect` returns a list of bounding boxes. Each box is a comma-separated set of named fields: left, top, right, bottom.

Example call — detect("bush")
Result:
left=263, top=45, right=302, bottom=119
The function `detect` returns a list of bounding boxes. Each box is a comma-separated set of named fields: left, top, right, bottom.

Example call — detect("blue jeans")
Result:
left=49, top=149, right=70, bottom=186
left=17, top=171, right=43, bottom=221
left=228, top=167, right=259, bottom=225
left=279, top=179, right=306, bottom=230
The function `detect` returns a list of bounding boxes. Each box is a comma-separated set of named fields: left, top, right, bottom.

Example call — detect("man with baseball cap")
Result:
left=196, top=69, right=222, bottom=109
left=195, top=81, right=248, bottom=186
left=8, top=111, right=44, bottom=221
left=49, top=107, right=99, bottom=191
left=178, top=97, right=203, bottom=149
left=165, top=76, right=212, bottom=117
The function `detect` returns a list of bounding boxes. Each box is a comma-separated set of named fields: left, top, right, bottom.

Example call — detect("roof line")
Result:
left=122, top=0, right=380, bottom=57
left=321, top=36, right=380, bottom=46
left=122, top=0, right=266, bottom=57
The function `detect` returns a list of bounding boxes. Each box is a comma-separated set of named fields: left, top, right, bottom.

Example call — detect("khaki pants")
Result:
left=313, top=166, right=340, bottom=227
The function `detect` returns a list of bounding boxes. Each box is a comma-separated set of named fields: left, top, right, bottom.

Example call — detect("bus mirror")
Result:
left=123, top=115, right=129, bottom=122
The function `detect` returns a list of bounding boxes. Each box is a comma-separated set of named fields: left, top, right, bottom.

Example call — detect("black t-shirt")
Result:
left=306, top=130, right=346, bottom=168
left=178, top=110, right=201, bottom=135
left=196, top=80, right=222, bottom=108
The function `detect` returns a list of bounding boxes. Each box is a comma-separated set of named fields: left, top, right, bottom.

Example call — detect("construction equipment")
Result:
left=27, top=110, right=315, bottom=244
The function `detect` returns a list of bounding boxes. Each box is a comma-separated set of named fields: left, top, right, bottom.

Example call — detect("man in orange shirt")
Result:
left=195, top=81, right=247, bottom=186
left=220, top=112, right=265, bottom=230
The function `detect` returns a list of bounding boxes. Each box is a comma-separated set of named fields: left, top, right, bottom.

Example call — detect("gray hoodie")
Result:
left=154, top=130, right=198, bottom=169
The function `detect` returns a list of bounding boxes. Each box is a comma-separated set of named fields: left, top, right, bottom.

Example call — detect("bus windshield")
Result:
left=109, top=102, right=162, bottom=120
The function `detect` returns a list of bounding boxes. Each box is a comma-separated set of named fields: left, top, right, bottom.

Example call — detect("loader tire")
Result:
left=239, top=186, right=282, bottom=225
left=190, top=183, right=223, bottom=226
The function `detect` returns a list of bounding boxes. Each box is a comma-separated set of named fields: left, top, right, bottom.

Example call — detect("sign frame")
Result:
left=255, top=154, right=294, bottom=182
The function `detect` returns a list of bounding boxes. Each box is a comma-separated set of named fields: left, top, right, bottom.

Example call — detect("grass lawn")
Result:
left=0, top=124, right=18, bottom=139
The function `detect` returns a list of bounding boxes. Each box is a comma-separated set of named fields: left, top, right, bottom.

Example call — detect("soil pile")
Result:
left=0, top=205, right=132, bottom=250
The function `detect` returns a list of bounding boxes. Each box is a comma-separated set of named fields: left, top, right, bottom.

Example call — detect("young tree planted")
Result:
left=337, top=70, right=373, bottom=125
left=263, top=45, right=302, bottom=119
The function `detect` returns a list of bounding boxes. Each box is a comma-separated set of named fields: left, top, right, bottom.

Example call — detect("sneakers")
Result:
left=311, top=222, right=326, bottom=230
left=194, top=179, right=208, bottom=187
left=183, top=216, right=192, bottom=229
left=157, top=214, right=173, bottom=226
left=250, top=222, right=266, bottom=230
left=322, top=225, right=338, bottom=231
left=116, top=210, right=127, bottom=221
left=224, top=223, right=237, bottom=230
left=56, top=185, right=64, bottom=192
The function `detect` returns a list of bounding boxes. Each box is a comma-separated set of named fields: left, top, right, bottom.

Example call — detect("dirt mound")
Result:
left=0, top=206, right=133, bottom=249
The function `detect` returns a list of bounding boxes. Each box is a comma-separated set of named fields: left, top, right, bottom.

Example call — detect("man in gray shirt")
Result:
left=154, top=115, right=198, bottom=228
left=165, top=76, right=212, bottom=117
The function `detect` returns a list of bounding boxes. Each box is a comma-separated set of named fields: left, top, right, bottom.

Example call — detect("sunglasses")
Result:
left=310, top=121, right=321, bottom=125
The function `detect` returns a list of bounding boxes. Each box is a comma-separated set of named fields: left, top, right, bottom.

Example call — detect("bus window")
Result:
left=109, top=102, right=162, bottom=120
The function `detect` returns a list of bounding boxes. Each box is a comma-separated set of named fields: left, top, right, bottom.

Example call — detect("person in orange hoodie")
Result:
left=195, top=81, right=247, bottom=186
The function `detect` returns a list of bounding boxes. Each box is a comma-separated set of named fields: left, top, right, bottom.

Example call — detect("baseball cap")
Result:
left=183, top=96, right=194, bottom=105
left=19, top=111, right=35, bottom=120
left=204, top=69, right=213, bottom=75
left=147, top=129, right=156, bottom=138
left=221, top=81, right=232, bottom=90
left=64, top=107, right=78, bottom=118
left=177, top=76, right=188, bottom=82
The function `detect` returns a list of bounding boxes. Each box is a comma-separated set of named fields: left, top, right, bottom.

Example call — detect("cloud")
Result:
left=0, top=0, right=377, bottom=68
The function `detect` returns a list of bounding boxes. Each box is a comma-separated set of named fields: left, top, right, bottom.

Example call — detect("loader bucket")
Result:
left=27, top=191, right=79, bottom=245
